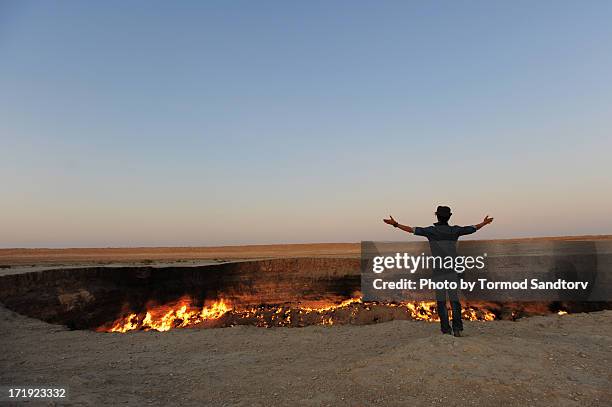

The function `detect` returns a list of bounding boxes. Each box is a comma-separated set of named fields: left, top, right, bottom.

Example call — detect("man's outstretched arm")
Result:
left=474, top=215, right=494, bottom=230
left=383, top=215, right=414, bottom=233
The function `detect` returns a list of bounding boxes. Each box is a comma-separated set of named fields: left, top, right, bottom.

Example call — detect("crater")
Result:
left=0, top=258, right=608, bottom=332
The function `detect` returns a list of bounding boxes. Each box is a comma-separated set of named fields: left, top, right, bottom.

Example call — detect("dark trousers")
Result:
left=434, top=272, right=463, bottom=333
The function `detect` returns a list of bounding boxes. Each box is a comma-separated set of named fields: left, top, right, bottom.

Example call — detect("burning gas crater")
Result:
left=100, top=297, right=498, bottom=333
left=0, top=258, right=595, bottom=333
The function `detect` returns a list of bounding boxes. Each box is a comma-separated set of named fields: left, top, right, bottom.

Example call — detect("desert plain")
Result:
left=1, top=238, right=611, bottom=406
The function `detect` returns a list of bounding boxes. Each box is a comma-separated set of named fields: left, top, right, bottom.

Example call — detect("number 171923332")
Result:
left=8, top=388, right=66, bottom=398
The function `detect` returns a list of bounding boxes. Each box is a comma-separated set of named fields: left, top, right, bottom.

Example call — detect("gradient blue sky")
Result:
left=1, top=1, right=611, bottom=248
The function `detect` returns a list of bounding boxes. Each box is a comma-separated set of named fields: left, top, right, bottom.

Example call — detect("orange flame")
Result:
left=100, top=297, right=497, bottom=333
left=105, top=298, right=231, bottom=333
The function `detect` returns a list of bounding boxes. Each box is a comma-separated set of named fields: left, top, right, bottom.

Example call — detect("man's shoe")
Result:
left=442, top=330, right=453, bottom=335
left=453, top=330, right=463, bottom=337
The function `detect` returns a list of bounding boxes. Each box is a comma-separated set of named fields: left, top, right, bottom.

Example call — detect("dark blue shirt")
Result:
left=414, top=222, right=477, bottom=258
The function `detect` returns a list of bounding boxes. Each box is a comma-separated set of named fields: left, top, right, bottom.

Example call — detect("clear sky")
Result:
left=1, top=1, right=611, bottom=248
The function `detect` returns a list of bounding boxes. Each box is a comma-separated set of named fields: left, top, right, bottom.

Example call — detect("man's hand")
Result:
left=383, top=216, right=414, bottom=233
left=383, top=215, right=398, bottom=227
left=475, top=215, right=494, bottom=230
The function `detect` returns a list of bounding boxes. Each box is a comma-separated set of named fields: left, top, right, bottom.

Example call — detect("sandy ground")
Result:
left=1, top=239, right=611, bottom=406
left=0, top=244, right=361, bottom=268
left=2, top=236, right=610, bottom=267
left=1, top=306, right=611, bottom=406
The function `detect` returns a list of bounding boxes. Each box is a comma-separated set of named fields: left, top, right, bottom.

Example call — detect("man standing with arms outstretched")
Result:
left=383, top=206, right=493, bottom=337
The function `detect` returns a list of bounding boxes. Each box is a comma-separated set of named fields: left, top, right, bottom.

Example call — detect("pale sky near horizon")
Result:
left=1, top=1, right=612, bottom=248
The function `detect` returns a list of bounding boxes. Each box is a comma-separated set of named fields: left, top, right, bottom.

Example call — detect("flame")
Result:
left=461, top=306, right=496, bottom=321
left=557, top=310, right=568, bottom=315
left=105, top=298, right=231, bottom=333
left=109, top=313, right=139, bottom=333
left=302, top=297, right=362, bottom=312
left=100, top=297, right=498, bottom=333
